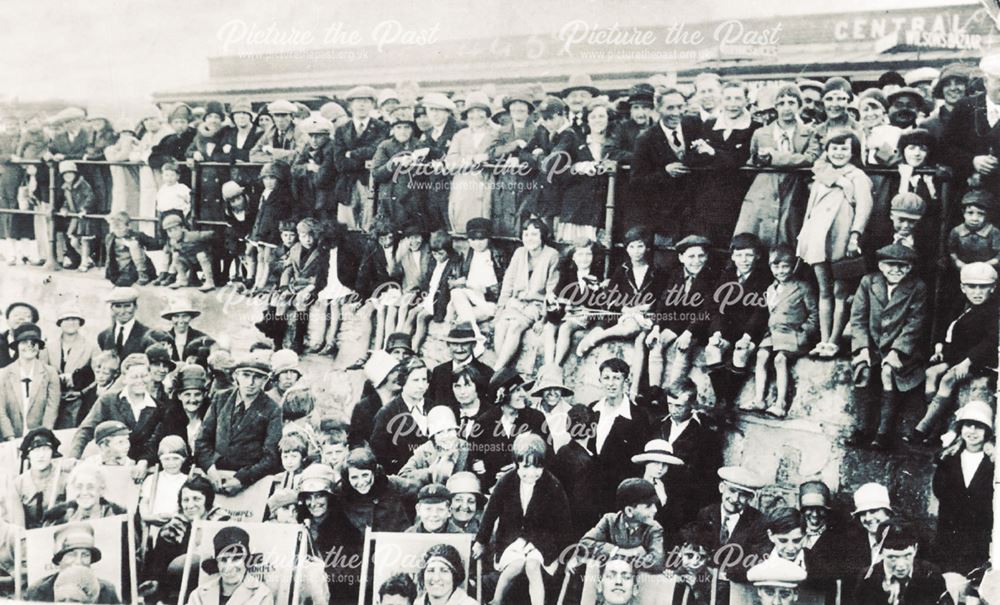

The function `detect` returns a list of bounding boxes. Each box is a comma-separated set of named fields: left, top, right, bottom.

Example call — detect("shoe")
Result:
left=61, top=256, right=73, bottom=269
left=901, top=428, right=926, bottom=446
left=152, top=272, right=170, bottom=286
left=320, top=344, right=338, bottom=357
left=137, top=276, right=151, bottom=286
left=870, top=433, right=893, bottom=451
left=845, top=430, right=872, bottom=448
left=765, top=405, right=787, bottom=418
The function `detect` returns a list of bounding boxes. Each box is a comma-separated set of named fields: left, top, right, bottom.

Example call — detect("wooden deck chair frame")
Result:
left=358, top=528, right=482, bottom=605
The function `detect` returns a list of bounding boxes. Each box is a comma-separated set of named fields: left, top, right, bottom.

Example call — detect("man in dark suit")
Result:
left=655, top=379, right=723, bottom=519
left=428, top=324, right=491, bottom=413
left=525, top=96, right=577, bottom=229
left=630, top=88, right=702, bottom=242
left=588, top=358, right=650, bottom=516
left=195, top=352, right=282, bottom=495
left=160, top=297, right=214, bottom=363
left=416, top=92, right=462, bottom=231
left=943, top=55, right=1000, bottom=219
left=552, top=403, right=600, bottom=540
left=561, top=73, right=599, bottom=138
left=333, top=86, right=389, bottom=230
left=0, top=301, right=39, bottom=368
left=96, top=287, right=150, bottom=359
left=69, top=353, right=166, bottom=475
left=696, top=466, right=767, bottom=580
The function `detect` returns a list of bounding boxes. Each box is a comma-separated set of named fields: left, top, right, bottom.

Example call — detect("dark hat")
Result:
left=627, top=83, right=655, bottom=108
left=887, top=87, right=924, bottom=107
left=889, top=192, right=926, bottom=219
left=798, top=480, right=831, bottom=509
left=822, top=77, right=854, bottom=100
left=503, top=89, right=535, bottom=112
left=877, top=71, right=906, bottom=89
left=20, top=427, right=61, bottom=457
left=13, top=323, right=44, bottom=346
left=95, top=420, right=130, bottom=444
left=6, top=302, right=39, bottom=323
left=962, top=189, right=994, bottom=209
left=675, top=234, right=712, bottom=253
left=145, top=342, right=176, bottom=371
left=202, top=526, right=251, bottom=574
left=897, top=128, right=933, bottom=152
left=385, top=332, right=415, bottom=354
left=233, top=351, right=272, bottom=377
left=52, top=524, right=102, bottom=565
left=730, top=232, right=761, bottom=252
left=203, top=101, right=226, bottom=119
left=465, top=218, right=494, bottom=239
left=876, top=243, right=918, bottom=264
left=616, top=478, right=659, bottom=510
left=933, top=63, right=972, bottom=98
left=417, top=483, right=451, bottom=504
left=858, top=88, right=889, bottom=111
left=279, top=219, right=298, bottom=233
left=444, top=323, right=480, bottom=344
left=489, top=367, right=533, bottom=403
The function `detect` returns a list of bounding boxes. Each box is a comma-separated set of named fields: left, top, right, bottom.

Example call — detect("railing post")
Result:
left=190, top=161, right=201, bottom=225
left=603, top=170, right=617, bottom=279
left=931, top=177, right=951, bottom=339
left=45, top=161, right=59, bottom=271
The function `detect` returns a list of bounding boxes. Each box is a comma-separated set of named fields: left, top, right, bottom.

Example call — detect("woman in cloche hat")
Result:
left=0, top=322, right=60, bottom=442
left=931, top=400, right=994, bottom=573
left=446, top=90, right=498, bottom=235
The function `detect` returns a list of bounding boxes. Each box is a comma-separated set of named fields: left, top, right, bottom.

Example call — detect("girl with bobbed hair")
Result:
left=474, top=432, right=571, bottom=605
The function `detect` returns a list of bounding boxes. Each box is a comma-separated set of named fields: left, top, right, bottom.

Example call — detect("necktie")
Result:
left=671, top=130, right=684, bottom=160
left=115, top=327, right=125, bottom=353
left=720, top=516, right=731, bottom=543
left=22, top=377, right=30, bottom=399
left=780, top=131, right=791, bottom=153
left=684, top=275, right=695, bottom=296
left=573, top=115, right=582, bottom=128
left=232, top=402, right=246, bottom=428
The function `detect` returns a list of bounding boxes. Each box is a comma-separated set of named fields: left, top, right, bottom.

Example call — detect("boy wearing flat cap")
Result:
left=291, top=117, right=337, bottom=220
left=249, top=99, right=299, bottom=163
left=646, top=234, right=716, bottom=389
left=406, top=483, right=452, bottom=534
left=847, top=243, right=928, bottom=450
left=908, top=261, right=998, bottom=445
left=371, top=111, right=427, bottom=231
left=333, top=86, right=389, bottom=230
left=746, top=556, right=807, bottom=605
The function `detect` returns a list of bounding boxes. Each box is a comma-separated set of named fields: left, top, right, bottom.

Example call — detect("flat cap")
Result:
left=417, top=483, right=451, bottom=504
left=876, top=243, right=918, bottom=264
left=104, top=287, right=139, bottom=304
left=746, top=556, right=808, bottom=587
left=718, top=466, right=766, bottom=491
left=95, top=420, right=130, bottom=443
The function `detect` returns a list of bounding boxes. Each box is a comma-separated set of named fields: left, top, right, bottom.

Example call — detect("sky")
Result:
left=0, top=0, right=975, bottom=112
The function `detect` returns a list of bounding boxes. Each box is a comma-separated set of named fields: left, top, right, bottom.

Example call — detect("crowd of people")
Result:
left=0, top=52, right=995, bottom=605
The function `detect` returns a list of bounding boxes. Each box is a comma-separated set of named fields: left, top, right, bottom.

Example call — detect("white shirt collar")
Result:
left=713, top=111, right=752, bottom=132
left=599, top=394, right=631, bottom=420
left=116, top=318, right=135, bottom=340
left=987, top=96, right=1000, bottom=125
left=123, top=390, right=156, bottom=411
